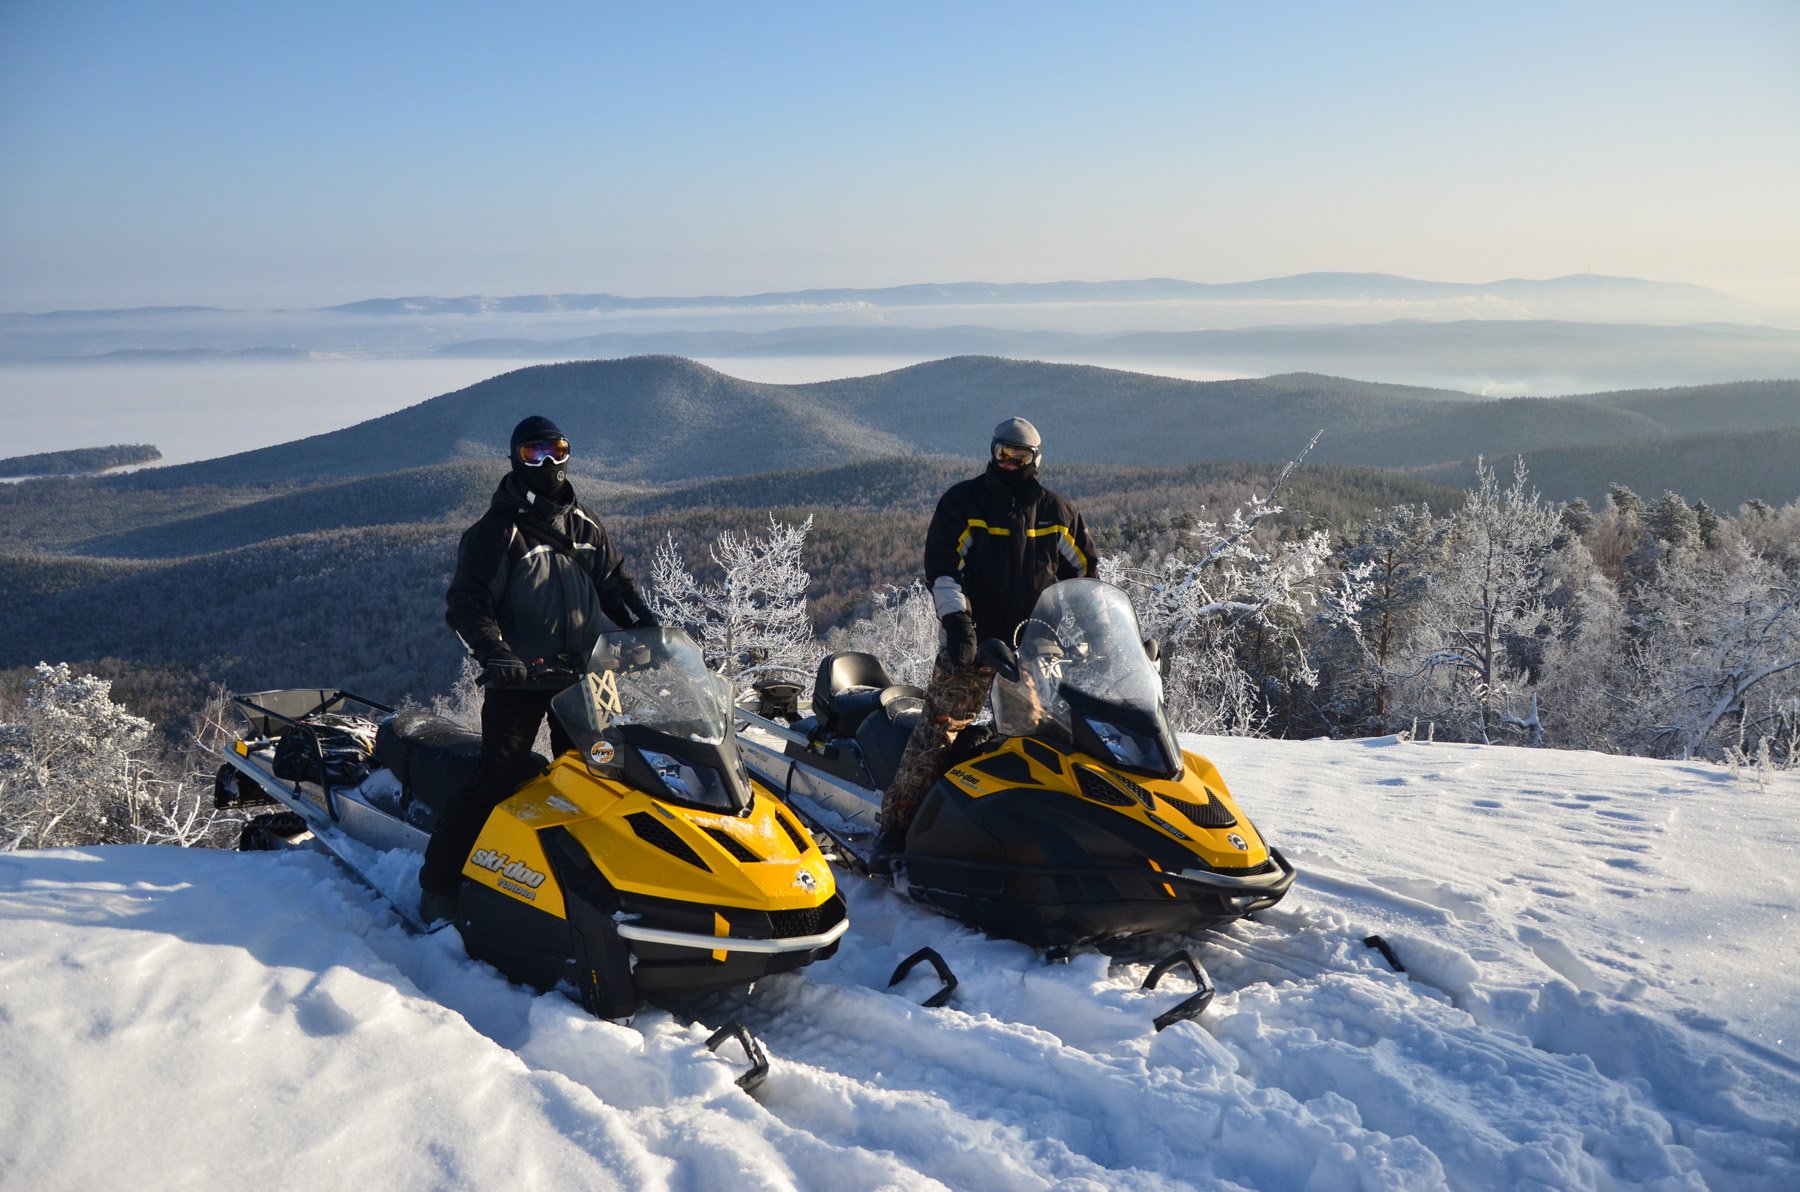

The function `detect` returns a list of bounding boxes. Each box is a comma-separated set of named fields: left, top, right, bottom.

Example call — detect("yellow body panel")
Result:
left=462, top=753, right=836, bottom=920
left=943, top=739, right=1270, bottom=869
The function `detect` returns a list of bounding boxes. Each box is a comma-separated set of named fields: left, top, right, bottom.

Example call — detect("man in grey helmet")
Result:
left=418, top=414, right=657, bottom=924
left=874, top=415, right=1097, bottom=870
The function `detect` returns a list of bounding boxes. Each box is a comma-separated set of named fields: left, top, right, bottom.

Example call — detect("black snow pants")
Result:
left=418, top=686, right=573, bottom=896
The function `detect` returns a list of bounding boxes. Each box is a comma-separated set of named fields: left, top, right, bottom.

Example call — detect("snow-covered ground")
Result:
left=1, top=735, right=1795, bottom=1191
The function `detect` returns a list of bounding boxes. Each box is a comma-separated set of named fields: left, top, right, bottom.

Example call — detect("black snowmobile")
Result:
left=735, top=579, right=1295, bottom=956
left=215, top=626, right=848, bottom=1034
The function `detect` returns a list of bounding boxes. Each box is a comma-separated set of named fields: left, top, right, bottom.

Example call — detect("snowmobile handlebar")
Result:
left=476, top=658, right=582, bottom=691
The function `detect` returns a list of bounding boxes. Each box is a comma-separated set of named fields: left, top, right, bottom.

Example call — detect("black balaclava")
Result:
left=509, top=414, right=568, bottom=502
left=987, top=414, right=1042, bottom=493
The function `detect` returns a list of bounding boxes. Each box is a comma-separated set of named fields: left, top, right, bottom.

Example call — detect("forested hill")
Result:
left=101, top=356, right=1800, bottom=503
left=0, top=452, right=1460, bottom=726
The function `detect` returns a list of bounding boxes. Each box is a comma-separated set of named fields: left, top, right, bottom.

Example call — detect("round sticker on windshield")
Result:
left=589, top=740, right=616, bottom=766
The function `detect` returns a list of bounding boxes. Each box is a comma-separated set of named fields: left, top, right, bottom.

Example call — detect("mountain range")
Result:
left=4, top=354, right=1797, bottom=725
left=91, top=356, right=1800, bottom=506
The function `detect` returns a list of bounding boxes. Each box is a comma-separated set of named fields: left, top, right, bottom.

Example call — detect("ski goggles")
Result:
left=993, top=441, right=1038, bottom=466
left=516, top=437, right=570, bottom=466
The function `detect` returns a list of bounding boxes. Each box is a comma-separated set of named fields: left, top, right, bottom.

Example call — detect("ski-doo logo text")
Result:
left=470, top=849, right=548, bottom=890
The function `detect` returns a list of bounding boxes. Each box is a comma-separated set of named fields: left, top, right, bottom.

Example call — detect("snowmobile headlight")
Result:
left=1083, top=716, right=1170, bottom=772
left=639, top=748, right=738, bottom=811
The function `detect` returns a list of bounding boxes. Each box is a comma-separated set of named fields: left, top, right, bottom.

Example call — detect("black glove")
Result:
left=480, top=646, right=528, bottom=688
left=942, top=612, right=979, bottom=668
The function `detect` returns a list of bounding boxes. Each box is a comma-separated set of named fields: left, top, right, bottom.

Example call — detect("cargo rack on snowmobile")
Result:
left=229, top=688, right=394, bottom=825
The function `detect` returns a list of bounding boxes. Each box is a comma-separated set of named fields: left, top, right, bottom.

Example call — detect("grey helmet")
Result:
left=991, top=415, right=1042, bottom=463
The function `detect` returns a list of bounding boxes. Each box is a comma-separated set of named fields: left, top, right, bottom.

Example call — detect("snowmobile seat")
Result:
left=854, top=694, right=926, bottom=791
left=812, top=652, right=925, bottom=738
left=376, top=711, right=482, bottom=824
left=374, top=711, right=548, bottom=828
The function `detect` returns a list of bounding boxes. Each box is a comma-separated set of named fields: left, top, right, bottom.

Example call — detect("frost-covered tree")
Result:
left=428, top=656, right=485, bottom=730
left=649, top=515, right=814, bottom=681
left=1534, top=532, right=1630, bottom=752
left=823, top=580, right=939, bottom=688
left=1318, top=503, right=1448, bottom=735
left=1106, top=437, right=1352, bottom=735
left=1406, top=458, right=1562, bottom=744
left=1624, top=537, right=1800, bottom=760
left=1, top=663, right=162, bottom=849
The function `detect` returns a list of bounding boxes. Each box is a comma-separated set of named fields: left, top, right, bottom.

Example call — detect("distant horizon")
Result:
left=0, top=268, right=1758, bottom=317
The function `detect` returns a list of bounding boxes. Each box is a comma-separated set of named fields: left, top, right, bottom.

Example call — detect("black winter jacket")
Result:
left=446, top=474, right=653, bottom=668
left=924, top=463, right=1097, bottom=645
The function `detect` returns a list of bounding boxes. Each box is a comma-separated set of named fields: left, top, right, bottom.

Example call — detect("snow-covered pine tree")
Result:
left=649, top=515, right=814, bottom=682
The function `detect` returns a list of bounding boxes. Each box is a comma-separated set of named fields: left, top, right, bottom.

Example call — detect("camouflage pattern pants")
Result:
left=879, top=649, right=997, bottom=836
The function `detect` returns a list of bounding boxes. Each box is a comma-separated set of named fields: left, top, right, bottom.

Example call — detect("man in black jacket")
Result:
left=874, top=416, right=1096, bottom=868
left=418, top=415, right=656, bottom=923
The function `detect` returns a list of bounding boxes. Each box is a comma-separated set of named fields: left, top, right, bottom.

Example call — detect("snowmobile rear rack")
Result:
left=229, top=689, right=393, bottom=824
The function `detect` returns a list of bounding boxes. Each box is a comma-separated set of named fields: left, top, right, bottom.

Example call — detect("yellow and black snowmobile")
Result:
left=736, top=578, right=1294, bottom=953
left=217, top=626, right=847, bottom=1022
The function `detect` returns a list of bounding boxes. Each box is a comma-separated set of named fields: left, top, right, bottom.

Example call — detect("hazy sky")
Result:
left=2, top=1, right=1797, bottom=311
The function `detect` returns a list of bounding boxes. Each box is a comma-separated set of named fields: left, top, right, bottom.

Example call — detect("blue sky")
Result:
left=2, top=1, right=1796, bottom=309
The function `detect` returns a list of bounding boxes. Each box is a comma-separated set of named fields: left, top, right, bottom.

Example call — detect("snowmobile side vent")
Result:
left=970, top=752, right=1036, bottom=785
left=1021, top=737, right=1064, bottom=775
left=1160, top=792, right=1237, bottom=829
left=773, top=808, right=814, bottom=855
left=702, top=826, right=762, bottom=863
left=1108, top=772, right=1158, bottom=809
left=1075, top=767, right=1134, bottom=806
left=625, top=812, right=712, bottom=872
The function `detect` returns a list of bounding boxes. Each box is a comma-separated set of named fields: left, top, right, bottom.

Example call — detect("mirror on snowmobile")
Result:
left=978, top=637, right=1021, bottom=683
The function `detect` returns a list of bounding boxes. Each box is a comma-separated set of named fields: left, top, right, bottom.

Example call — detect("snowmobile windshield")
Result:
left=552, top=627, right=754, bottom=812
left=556, top=627, right=730, bottom=744
left=991, top=579, right=1182, bottom=779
